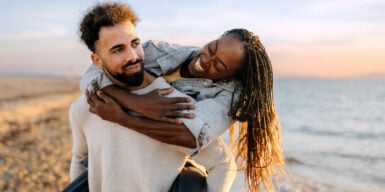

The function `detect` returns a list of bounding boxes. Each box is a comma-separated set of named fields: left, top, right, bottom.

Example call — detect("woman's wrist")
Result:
left=115, top=110, right=131, bottom=127
left=102, top=85, right=136, bottom=110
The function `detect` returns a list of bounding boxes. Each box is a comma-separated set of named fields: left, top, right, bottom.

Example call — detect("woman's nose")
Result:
left=200, top=55, right=213, bottom=68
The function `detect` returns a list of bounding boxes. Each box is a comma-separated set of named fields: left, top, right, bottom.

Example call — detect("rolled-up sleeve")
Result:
left=79, top=64, right=114, bottom=94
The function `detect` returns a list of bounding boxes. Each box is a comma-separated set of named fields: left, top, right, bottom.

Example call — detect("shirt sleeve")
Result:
left=79, top=64, right=114, bottom=94
left=69, top=97, right=89, bottom=181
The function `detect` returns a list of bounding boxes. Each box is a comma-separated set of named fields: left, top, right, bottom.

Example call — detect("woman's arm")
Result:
left=87, top=83, right=237, bottom=151
left=87, top=91, right=197, bottom=148
left=80, top=64, right=194, bottom=124
left=102, top=85, right=194, bottom=124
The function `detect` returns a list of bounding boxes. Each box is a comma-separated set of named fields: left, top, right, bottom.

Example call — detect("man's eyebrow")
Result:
left=109, top=37, right=140, bottom=52
left=132, top=37, right=140, bottom=43
left=109, top=44, right=124, bottom=52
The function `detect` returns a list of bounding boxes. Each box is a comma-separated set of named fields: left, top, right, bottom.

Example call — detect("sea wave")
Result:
left=293, top=125, right=385, bottom=140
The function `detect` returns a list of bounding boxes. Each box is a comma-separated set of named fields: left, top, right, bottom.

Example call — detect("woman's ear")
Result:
left=91, top=53, right=103, bottom=69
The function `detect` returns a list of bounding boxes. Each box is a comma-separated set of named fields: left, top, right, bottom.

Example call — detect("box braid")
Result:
left=225, top=29, right=286, bottom=192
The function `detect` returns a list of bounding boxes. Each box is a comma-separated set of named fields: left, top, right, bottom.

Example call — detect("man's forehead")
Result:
left=99, top=22, right=137, bottom=39
left=96, top=22, right=138, bottom=50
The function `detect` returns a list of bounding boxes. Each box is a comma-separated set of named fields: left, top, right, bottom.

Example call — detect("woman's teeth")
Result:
left=195, top=58, right=205, bottom=72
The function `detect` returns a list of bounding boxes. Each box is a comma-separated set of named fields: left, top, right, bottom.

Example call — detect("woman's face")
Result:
left=188, top=35, right=245, bottom=80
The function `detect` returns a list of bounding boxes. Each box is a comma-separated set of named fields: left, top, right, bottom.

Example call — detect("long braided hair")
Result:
left=226, top=29, right=285, bottom=192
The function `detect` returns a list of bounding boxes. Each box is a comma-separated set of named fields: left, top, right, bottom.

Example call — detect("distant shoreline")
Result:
left=0, top=73, right=82, bottom=78
left=1, top=73, right=385, bottom=80
left=275, top=74, right=385, bottom=80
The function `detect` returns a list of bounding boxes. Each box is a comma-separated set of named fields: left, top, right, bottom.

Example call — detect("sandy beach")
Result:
left=0, top=76, right=353, bottom=192
left=0, top=76, right=80, bottom=191
left=0, top=76, right=315, bottom=192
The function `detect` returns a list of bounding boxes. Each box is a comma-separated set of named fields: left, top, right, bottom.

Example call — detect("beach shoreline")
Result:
left=0, top=76, right=353, bottom=191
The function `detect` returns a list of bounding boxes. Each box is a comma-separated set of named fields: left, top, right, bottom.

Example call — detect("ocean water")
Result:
left=273, top=78, right=385, bottom=191
left=228, top=78, right=385, bottom=191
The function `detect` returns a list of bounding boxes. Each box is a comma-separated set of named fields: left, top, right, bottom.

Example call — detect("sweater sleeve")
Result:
left=191, top=137, right=237, bottom=192
left=69, top=97, right=89, bottom=181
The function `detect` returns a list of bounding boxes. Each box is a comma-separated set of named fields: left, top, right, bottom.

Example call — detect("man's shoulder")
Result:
left=69, top=95, right=89, bottom=116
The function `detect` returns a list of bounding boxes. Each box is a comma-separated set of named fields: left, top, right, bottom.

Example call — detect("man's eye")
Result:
left=112, top=47, right=123, bottom=53
left=132, top=41, right=141, bottom=48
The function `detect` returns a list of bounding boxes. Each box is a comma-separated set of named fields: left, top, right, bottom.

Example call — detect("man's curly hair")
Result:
left=79, top=2, right=139, bottom=52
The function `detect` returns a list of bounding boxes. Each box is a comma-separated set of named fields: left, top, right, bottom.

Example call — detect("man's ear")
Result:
left=91, top=53, right=103, bottom=69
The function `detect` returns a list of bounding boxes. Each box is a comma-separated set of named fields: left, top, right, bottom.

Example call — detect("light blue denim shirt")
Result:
left=80, top=40, right=240, bottom=153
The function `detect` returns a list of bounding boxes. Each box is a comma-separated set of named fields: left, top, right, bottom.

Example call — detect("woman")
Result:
left=84, top=28, right=285, bottom=191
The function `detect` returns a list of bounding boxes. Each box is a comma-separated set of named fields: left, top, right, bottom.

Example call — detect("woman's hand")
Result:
left=133, top=87, right=196, bottom=124
left=86, top=90, right=126, bottom=123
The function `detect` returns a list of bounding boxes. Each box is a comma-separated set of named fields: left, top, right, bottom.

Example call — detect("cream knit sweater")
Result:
left=70, top=77, right=236, bottom=192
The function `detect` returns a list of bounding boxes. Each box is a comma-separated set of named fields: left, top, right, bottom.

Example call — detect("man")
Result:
left=69, top=2, right=235, bottom=191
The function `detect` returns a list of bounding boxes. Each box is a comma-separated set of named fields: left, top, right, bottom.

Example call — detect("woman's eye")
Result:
left=215, top=62, right=226, bottom=72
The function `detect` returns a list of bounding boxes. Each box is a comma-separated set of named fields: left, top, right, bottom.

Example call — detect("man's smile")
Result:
left=123, top=63, right=141, bottom=74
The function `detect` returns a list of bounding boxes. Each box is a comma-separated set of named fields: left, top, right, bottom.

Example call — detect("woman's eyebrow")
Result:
left=215, top=40, right=227, bottom=70
left=214, top=40, right=219, bottom=52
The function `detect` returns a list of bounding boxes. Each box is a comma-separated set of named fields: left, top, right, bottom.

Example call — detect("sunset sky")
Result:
left=1, top=0, right=384, bottom=78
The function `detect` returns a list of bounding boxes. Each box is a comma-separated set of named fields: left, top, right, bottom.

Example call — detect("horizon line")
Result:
left=1, top=72, right=385, bottom=80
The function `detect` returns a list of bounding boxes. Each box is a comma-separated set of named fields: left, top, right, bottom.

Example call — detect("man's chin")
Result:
left=124, top=79, right=143, bottom=87
left=117, top=73, right=144, bottom=87
left=104, top=67, right=144, bottom=87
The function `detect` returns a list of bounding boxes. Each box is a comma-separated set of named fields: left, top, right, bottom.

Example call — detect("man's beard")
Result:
left=104, top=59, right=145, bottom=87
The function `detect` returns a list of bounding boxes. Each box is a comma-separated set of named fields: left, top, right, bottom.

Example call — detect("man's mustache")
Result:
left=122, top=59, right=143, bottom=69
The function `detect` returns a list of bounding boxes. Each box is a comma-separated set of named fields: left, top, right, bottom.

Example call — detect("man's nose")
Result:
left=125, top=47, right=138, bottom=63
